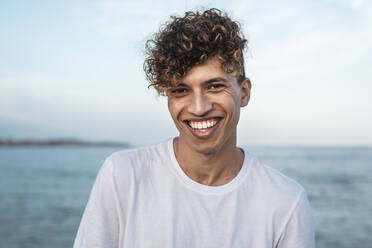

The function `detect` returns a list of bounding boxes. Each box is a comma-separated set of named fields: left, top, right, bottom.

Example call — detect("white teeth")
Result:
left=189, top=119, right=218, bottom=130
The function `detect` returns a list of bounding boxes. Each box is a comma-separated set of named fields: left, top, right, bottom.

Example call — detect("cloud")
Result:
left=231, top=0, right=372, bottom=145
left=2, top=0, right=371, bottom=145
left=0, top=72, right=177, bottom=144
left=83, top=0, right=206, bottom=40
left=351, top=0, right=364, bottom=8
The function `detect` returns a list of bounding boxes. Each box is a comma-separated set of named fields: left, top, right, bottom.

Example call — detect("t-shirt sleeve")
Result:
left=276, top=190, right=316, bottom=248
left=73, top=159, right=120, bottom=248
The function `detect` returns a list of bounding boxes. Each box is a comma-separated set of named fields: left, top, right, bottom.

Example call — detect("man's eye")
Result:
left=208, top=84, right=225, bottom=90
left=170, top=88, right=188, bottom=95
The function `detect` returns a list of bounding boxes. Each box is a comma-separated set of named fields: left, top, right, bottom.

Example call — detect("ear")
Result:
left=240, top=78, right=251, bottom=107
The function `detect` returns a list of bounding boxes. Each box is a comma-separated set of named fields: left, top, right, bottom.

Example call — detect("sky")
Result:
left=0, top=0, right=371, bottom=146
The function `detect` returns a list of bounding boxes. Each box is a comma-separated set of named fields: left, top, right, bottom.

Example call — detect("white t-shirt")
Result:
left=74, top=139, right=315, bottom=248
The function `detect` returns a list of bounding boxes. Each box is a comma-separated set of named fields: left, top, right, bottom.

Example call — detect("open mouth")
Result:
left=184, top=117, right=222, bottom=137
left=187, top=118, right=219, bottom=129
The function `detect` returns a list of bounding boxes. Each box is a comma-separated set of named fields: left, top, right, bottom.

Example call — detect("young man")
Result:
left=74, top=8, right=315, bottom=248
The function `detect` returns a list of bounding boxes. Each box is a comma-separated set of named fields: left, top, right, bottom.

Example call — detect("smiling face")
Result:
left=167, top=57, right=251, bottom=155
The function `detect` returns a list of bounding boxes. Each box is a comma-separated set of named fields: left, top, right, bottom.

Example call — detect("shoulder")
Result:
left=102, top=140, right=171, bottom=180
left=108, top=140, right=169, bottom=165
left=245, top=155, right=312, bottom=237
left=246, top=155, right=305, bottom=206
left=245, top=157, right=315, bottom=246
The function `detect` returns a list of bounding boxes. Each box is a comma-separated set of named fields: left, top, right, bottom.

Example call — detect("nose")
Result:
left=188, top=92, right=212, bottom=116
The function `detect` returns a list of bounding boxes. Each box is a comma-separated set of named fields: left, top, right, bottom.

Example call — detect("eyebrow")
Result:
left=176, top=77, right=228, bottom=87
left=202, top=77, right=228, bottom=85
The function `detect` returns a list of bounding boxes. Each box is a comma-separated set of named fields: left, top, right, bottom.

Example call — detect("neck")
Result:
left=173, top=137, right=244, bottom=186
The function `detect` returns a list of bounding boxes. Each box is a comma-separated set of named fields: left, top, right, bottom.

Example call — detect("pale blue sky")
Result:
left=1, top=0, right=371, bottom=146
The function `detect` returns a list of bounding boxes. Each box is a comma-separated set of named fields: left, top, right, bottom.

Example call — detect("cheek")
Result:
left=218, top=93, right=240, bottom=114
left=168, top=98, right=182, bottom=120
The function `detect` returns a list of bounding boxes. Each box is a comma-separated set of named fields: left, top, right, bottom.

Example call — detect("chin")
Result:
left=187, top=138, right=223, bottom=155
left=194, top=146, right=217, bottom=155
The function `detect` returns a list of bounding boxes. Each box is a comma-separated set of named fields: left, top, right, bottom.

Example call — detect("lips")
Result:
left=184, top=117, right=221, bottom=138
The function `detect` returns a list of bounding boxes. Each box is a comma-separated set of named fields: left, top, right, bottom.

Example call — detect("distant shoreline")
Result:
left=0, top=138, right=130, bottom=148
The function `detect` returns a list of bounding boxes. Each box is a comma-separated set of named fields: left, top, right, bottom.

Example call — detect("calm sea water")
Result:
left=0, top=145, right=371, bottom=248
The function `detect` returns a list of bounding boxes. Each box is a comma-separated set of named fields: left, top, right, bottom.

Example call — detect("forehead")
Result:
left=177, top=58, right=236, bottom=86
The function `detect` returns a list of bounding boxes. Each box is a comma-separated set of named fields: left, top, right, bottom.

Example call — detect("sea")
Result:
left=0, top=145, right=371, bottom=248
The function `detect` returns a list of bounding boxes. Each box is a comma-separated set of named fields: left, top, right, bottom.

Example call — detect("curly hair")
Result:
left=144, top=8, right=248, bottom=95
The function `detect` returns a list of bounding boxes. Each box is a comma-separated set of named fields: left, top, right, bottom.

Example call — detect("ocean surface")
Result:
left=0, top=145, right=371, bottom=248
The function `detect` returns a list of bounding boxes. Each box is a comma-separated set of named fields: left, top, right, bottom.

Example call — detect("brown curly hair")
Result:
left=144, top=8, right=248, bottom=95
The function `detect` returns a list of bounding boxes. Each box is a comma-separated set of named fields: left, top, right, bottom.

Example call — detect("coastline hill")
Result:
left=0, top=138, right=130, bottom=148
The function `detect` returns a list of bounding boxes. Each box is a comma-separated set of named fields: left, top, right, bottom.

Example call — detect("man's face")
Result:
left=167, top=57, right=251, bottom=155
